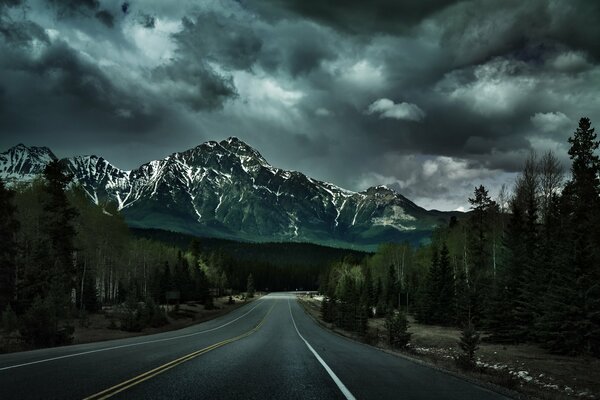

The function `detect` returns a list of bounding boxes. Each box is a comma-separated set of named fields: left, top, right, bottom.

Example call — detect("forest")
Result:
left=0, top=118, right=598, bottom=358
left=0, top=165, right=365, bottom=347
left=319, top=117, right=600, bottom=358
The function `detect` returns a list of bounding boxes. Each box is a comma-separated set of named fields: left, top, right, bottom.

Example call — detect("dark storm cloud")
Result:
left=46, top=0, right=116, bottom=27
left=2, top=0, right=600, bottom=210
left=0, top=4, right=164, bottom=146
left=245, top=0, right=457, bottom=35
left=174, top=13, right=262, bottom=71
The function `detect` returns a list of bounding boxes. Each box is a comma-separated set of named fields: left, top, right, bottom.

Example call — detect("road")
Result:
left=0, top=293, right=510, bottom=399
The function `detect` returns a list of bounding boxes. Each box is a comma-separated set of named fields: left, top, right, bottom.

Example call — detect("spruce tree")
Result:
left=552, top=117, right=600, bottom=355
left=512, top=187, right=540, bottom=342
left=417, top=248, right=439, bottom=324
left=437, top=243, right=455, bottom=325
left=385, top=264, right=399, bottom=309
left=485, top=201, right=525, bottom=342
left=41, top=161, right=78, bottom=308
left=467, top=185, right=495, bottom=323
left=457, top=322, right=481, bottom=369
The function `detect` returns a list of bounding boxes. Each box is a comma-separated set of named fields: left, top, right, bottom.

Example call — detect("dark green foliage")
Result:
left=133, top=228, right=368, bottom=291
left=20, top=296, right=73, bottom=347
left=417, top=245, right=454, bottom=325
left=78, top=275, right=100, bottom=313
left=436, top=244, right=455, bottom=325
left=467, top=185, right=496, bottom=323
left=0, top=178, right=19, bottom=311
left=456, top=323, right=480, bottom=370
left=143, top=298, right=168, bottom=328
left=385, top=311, right=411, bottom=349
left=120, top=294, right=144, bottom=332
left=41, top=161, right=78, bottom=298
left=385, top=264, right=400, bottom=309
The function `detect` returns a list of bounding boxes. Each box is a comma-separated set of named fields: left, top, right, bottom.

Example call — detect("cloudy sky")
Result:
left=1, top=0, right=599, bottom=210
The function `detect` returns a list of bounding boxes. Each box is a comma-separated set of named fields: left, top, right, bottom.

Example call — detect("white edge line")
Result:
left=288, top=298, right=356, bottom=400
left=0, top=299, right=265, bottom=372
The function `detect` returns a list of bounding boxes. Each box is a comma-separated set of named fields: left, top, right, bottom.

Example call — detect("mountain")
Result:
left=0, top=139, right=459, bottom=250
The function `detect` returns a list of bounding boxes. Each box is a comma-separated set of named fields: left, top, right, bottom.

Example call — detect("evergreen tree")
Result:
left=467, top=185, right=495, bottom=323
left=385, top=264, right=399, bottom=309
left=437, top=243, right=455, bottom=325
left=485, top=201, right=525, bottom=342
left=42, top=161, right=78, bottom=291
left=385, top=311, right=411, bottom=349
left=550, top=117, right=600, bottom=355
left=0, top=178, right=19, bottom=310
left=457, top=322, right=480, bottom=370
left=417, top=248, right=439, bottom=323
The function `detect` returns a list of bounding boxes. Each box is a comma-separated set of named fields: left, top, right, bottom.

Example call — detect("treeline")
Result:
left=319, top=117, right=600, bottom=358
left=133, top=228, right=367, bottom=291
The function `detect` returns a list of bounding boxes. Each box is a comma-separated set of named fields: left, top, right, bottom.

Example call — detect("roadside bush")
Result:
left=119, top=295, right=144, bottom=332
left=144, top=298, right=168, bottom=328
left=20, top=296, right=73, bottom=347
left=385, top=311, right=411, bottom=349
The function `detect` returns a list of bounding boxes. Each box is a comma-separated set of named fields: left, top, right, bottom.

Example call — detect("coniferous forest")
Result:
left=319, top=117, right=600, bottom=358
left=1, top=118, right=599, bottom=359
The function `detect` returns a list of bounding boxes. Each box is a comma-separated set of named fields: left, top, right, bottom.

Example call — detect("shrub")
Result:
left=144, top=298, right=168, bottom=328
left=20, top=296, right=73, bottom=347
left=456, top=323, right=481, bottom=370
left=385, top=311, right=411, bottom=349
left=119, top=295, right=144, bottom=332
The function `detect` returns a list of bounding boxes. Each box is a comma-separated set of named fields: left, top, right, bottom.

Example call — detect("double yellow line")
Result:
left=84, top=303, right=274, bottom=400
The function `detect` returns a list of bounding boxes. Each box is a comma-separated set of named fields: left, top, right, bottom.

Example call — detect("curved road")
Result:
left=0, top=293, right=510, bottom=399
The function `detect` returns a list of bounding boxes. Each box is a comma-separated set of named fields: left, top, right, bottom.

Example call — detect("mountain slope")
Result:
left=0, top=139, right=459, bottom=249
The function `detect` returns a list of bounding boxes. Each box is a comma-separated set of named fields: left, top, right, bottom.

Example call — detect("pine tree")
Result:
left=437, top=243, right=455, bottom=325
left=0, top=178, right=19, bottom=310
left=467, top=185, right=496, bottom=323
left=485, top=201, right=525, bottom=342
left=417, top=248, right=439, bottom=323
left=39, top=161, right=78, bottom=310
left=549, top=117, right=600, bottom=355
left=385, top=264, right=399, bottom=309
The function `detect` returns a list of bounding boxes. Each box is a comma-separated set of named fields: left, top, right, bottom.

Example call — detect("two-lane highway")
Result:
left=0, top=294, right=510, bottom=399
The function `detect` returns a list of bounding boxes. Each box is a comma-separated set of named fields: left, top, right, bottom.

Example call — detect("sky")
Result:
left=1, top=0, right=599, bottom=211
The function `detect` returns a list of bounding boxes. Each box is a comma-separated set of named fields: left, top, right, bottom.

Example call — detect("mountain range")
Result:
left=0, top=139, right=459, bottom=250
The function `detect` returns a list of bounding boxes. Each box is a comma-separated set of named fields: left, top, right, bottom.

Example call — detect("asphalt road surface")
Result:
left=0, top=293, right=510, bottom=399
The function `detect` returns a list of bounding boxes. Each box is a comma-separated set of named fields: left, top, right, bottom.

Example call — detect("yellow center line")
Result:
left=83, top=303, right=275, bottom=400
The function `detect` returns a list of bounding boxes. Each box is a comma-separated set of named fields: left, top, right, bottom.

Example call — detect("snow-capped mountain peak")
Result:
left=0, top=139, right=458, bottom=249
left=0, top=143, right=57, bottom=181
